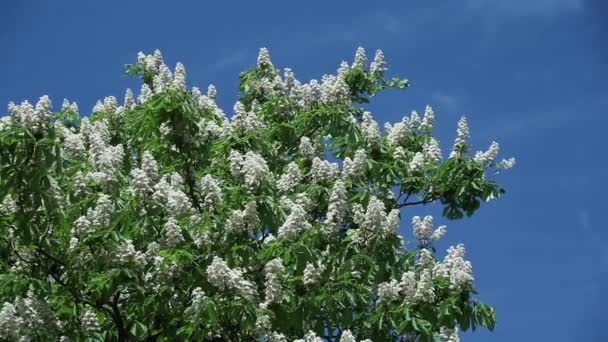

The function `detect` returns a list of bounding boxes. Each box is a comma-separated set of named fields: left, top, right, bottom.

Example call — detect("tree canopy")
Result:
left=0, top=47, right=515, bottom=341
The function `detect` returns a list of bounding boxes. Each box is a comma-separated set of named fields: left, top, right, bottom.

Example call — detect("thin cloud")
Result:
left=431, top=91, right=459, bottom=110
left=211, top=49, right=250, bottom=71
left=467, top=0, right=584, bottom=15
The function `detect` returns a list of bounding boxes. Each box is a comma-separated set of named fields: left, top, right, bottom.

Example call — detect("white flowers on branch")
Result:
left=229, top=150, right=270, bottom=190
left=450, top=116, right=469, bottom=158
left=310, top=157, right=339, bottom=183
left=276, top=162, right=302, bottom=193
left=225, top=201, right=259, bottom=235
left=206, top=256, right=256, bottom=299
left=263, top=258, right=285, bottom=306
left=412, top=215, right=447, bottom=246
left=343, top=149, right=368, bottom=178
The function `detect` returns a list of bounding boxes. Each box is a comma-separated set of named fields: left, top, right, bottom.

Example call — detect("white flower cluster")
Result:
left=225, top=201, right=259, bottom=235
left=229, top=150, right=270, bottom=190
left=419, top=105, right=435, bottom=133
left=263, top=258, right=285, bottom=306
left=115, top=239, right=146, bottom=267
left=324, top=179, right=348, bottom=230
left=385, top=106, right=434, bottom=147
left=352, top=196, right=400, bottom=236
left=61, top=98, right=79, bottom=113
left=423, top=137, right=443, bottom=164
left=81, top=118, right=124, bottom=189
left=353, top=47, right=367, bottom=69
left=303, top=261, right=325, bottom=288
left=360, top=111, right=381, bottom=148
left=129, top=151, right=159, bottom=195
left=439, top=326, right=460, bottom=342
left=276, top=162, right=302, bottom=193
left=320, top=72, right=351, bottom=104
left=310, top=157, right=340, bottom=183
left=277, top=200, right=310, bottom=240
left=206, top=256, right=256, bottom=299
left=163, top=217, right=184, bottom=247
left=0, top=292, right=59, bottom=340
left=408, top=152, right=425, bottom=173
left=198, top=175, right=223, bottom=210
left=185, top=287, right=207, bottom=317
left=255, top=314, right=272, bottom=334
left=257, top=47, right=273, bottom=69
left=70, top=194, right=113, bottom=245
left=412, top=215, right=447, bottom=246
left=231, top=101, right=266, bottom=133
left=8, top=95, right=52, bottom=132
left=293, top=331, right=324, bottom=342
left=368, top=48, right=387, bottom=76
left=152, top=173, right=193, bottom=215
left=377, top=268, right=435, bottom=305
left=343, top=149, right=368, bottom=178
left=136, top=50, right=189, bottom=95
left=433, top=244, right=474, bottom=291
left=450, top=116, right=469, bottom=158
left=473, top=141, right=500, bottom=166
left=298, top=136, right=316, bottom=160
left=81, top=307, right=100, bottom=334
left=496, top=157, right=516, bottom=170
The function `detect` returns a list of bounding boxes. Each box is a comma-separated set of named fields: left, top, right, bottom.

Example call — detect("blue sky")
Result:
left=1, top=0, right=607, bottom=340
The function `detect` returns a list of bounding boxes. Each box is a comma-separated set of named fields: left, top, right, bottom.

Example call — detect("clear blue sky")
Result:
left=1, top=1, right=607, bottom=340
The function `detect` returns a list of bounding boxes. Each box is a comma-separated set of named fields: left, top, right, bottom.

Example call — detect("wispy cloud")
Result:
left=431, top=91, right=459, bottom=111
left=467, top=0, right=584, bottom=15
left=374, top=10, right=401, bottom=33
left=210, top=48, right=250, bottom=71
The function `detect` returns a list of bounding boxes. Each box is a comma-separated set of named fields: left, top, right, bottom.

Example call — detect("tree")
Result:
left=0, top=46, right=515, bottom=341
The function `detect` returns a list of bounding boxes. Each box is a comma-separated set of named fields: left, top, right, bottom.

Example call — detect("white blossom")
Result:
left=206, top=256, right=256, bottom=299
left=277, top=162, right=302, bottom=193
left=198, top=175, right=223, bottom=210
left=173, top=62, right=187, bottom=90
left=361, top=111, right=381, bottom=148
left=370, top=49, right=387, bottom=78
left=321, top=73, right=351, bottom=104
left=386, top=116, right=410, bottom=146
left=423, top=138, right=442, bottom=164
left=207, top=84, right=217, bottom=100
left=420, top=105, right=435, bottom=133
left=324, top=179, right=348, bottom=230
left=433, top=244, right=474, bottom=291
left=310, top=157, right=339, bottom=183
left=303, top=261, right=325, bottom=288
left=412, top=215, right=446, bottom=246
left=141, top=151, right=159, bottom=182
left=263, top=258, right=285, bottom=305
left=139, top=84, right=153, bottom=104
left=340, top=329, right=357, bottom=342
left=299, top=136, right=316, bottom=160
left=164, top=217, right=184, bottom=247
left=226, top=201, right=259, bottom=235
left=439, top=326, right=460, bottom=342
left=474, top=141, right=500, bottom=166
left=496, top=157, right=516, bottom=170
left=124, top=88, right=135, bottom=109
left=343, top=149, right=368, bottom=178
left=231, top=101, right=265, bottom=133
left=353, top=46, right=367, bottom=69
left=408, top=152, right=425, bottom=173
left=414, top=269, right=436, bottom=303
left=278, top=202, right=310, bottom=239
left=450, top=116, right=469, bottom=158
left=81, top=307, right=100, bottom=334
left=257, top=47, right=273, bottom=69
